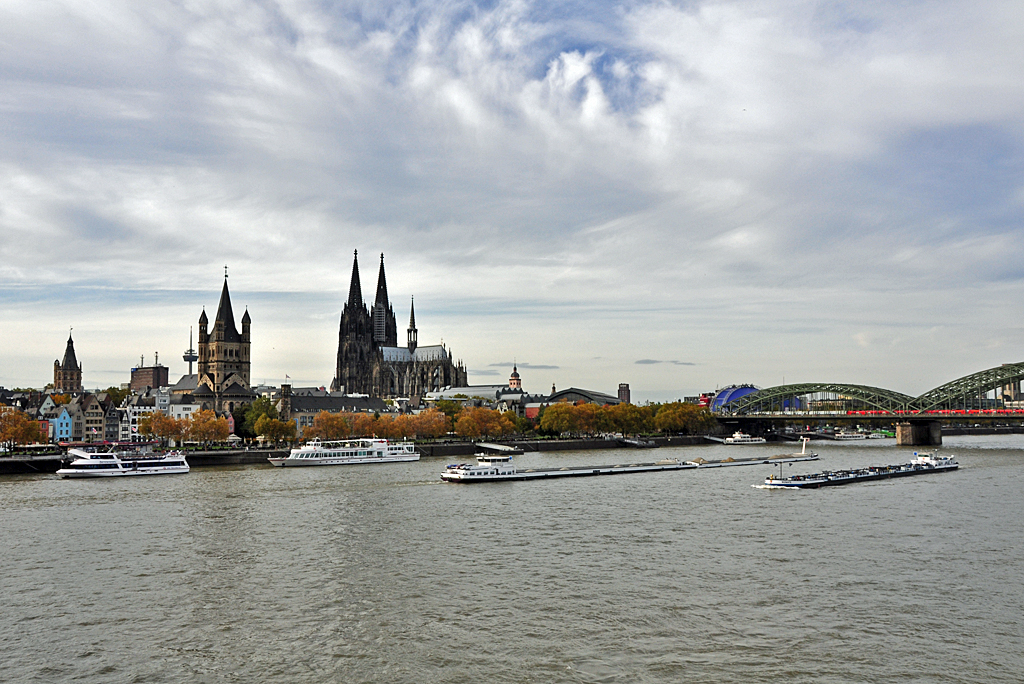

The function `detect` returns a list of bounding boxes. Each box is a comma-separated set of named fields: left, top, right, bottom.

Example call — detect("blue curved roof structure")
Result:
left=711, top=385, right=759, bottom=411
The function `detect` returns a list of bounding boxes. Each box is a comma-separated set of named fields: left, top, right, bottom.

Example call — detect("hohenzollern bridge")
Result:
left=713, top=361, right=1024, bottom=445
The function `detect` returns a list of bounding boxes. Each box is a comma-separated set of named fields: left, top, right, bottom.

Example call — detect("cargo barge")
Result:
left=441, top=445, right=820, bottom=483
left=762, top=451, right=958, bottom=489
left=441, top=454, right=697, bottom=482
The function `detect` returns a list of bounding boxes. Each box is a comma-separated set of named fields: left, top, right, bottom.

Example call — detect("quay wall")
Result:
left=0, top=449, right=285, bottom=474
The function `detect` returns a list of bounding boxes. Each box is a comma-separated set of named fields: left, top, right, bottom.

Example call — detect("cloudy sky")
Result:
left=2, top=0, right=1024, bottom=402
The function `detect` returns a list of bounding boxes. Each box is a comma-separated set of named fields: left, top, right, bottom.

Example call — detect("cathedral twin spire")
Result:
left=334, top=251, right=468, bottom=396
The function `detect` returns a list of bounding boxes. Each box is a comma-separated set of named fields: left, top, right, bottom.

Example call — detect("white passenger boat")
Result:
left=57, top=448, right=190, bottom=478
left=441, top=454, right=696, bottom=483
left=723, top=431, right=767, bottom=445
left=268, top=437, right=419, bottom=467
left=834, top=431, right=867, bottom=441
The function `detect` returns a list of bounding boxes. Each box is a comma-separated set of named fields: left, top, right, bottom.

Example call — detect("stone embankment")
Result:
left=0, top=449, right=284, bottom=474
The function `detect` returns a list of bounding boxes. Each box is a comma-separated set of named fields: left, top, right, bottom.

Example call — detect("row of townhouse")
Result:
left=1, top=387, right=204, bottom=444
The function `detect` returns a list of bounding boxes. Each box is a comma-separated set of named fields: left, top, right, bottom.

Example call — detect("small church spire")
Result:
left=407, top=296, right=418, bottom=353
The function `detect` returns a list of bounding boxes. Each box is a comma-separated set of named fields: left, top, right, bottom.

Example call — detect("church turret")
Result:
left=54, top=331, right=84, bottom=393
left=509, top=361, right=521, bottom=390
left=407, top=297, right=418, bottom=353
left=241, top=308, right=251, bottom=343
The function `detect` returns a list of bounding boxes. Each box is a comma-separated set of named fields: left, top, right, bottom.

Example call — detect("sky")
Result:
left=2, top=0, right=1024, bottom=403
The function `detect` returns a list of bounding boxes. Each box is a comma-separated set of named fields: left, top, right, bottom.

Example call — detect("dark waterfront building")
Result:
left=53, top=332, right=83, bottom=394
left=197, top=276, right=255, bottom=413
left=331, top=251, right=467, bottom=399
left=130, top=356, right=169, bottom=393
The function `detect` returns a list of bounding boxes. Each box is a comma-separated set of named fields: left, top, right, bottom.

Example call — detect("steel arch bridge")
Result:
left=717, top=362, right=1024, bottom=417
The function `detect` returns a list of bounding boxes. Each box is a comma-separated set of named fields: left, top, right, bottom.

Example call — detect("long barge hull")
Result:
left=694, top=454, right=819, bottom=468
left=441, top=460, right=697, bottom=483
left=765, top=463, right=958, bottom=489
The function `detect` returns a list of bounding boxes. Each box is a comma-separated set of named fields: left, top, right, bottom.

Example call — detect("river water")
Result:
left=2, top=436, right=1023, bottom=683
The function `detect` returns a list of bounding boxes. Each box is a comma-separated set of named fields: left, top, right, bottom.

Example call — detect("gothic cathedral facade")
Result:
left=331, top=251, right=467, bottom=398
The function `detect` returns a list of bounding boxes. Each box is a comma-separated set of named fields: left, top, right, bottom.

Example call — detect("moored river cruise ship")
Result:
left=268, top=437, right=419, bottom=467
left=57, top=448, right=190, bottom=478
left=723, top=431, right=767, bottom=445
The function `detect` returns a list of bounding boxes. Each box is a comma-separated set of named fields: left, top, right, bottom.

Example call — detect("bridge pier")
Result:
left=896, top=421, right=942, bottom=446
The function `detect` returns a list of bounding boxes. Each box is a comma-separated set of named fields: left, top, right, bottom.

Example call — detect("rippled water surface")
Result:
left=3, top=436, right=1023, bottom=683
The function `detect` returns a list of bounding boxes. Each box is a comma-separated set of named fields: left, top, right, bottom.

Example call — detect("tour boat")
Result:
left=57, top=448, right=190, bottom=478
left=723, top=431, right=767, bottom=445
left=834, top=431, right=867, bottom=441
left=441, top=453, right=696, bottom=483
left=268, top=437, right=419, bottom=467
left=761, top=451, right=958, bottom=489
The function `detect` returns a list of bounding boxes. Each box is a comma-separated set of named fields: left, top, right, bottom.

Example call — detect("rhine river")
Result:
left=2, top=435, right=1023, bottom=683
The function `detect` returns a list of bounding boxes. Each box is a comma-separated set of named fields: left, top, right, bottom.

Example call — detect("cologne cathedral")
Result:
left=331, top=251, right=467, bottom=398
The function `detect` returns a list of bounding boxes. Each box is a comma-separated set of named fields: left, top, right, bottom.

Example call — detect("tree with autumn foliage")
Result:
left=413, top=408, right=450, bottom=438
left=187, top=409, right=230, bottom=444
left=0, top=410, right=44, bottom=450
left=348, top=413, right=376, bottom=438
left=538, top=402, right=580, bottom=435
left=454, top=407, right=515, bottom=439
left=308, top=412, right=351, bottom=440
left=605, top=403, right=653, bottom=436
left=139, top=412, right=188, bottom=445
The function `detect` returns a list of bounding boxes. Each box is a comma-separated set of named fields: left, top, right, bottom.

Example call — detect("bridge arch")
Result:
left=718, top=383, right=916, bottom=416
left=911, top=361, right=1024, bottom=412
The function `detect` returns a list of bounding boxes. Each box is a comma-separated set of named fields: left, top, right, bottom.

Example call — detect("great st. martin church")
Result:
left=331, top=251, right=467, bottom=399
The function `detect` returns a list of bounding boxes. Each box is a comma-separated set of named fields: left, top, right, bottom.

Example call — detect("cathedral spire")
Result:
left=371, top=252, right=396, bottom=345
left=347, top=250, right=363, bottom=308
left=374, top=253, right=389, bottom=307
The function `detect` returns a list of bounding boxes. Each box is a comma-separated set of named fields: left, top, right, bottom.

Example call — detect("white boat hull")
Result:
left=269, top=454, right=420, bottom=467
left=57, top=466, right=190, bottom=478
left=57, top=449, right=190, bottom=478
left=269, top=437, right=420, bottom=467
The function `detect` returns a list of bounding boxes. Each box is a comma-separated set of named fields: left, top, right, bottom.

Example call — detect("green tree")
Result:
left=102, top=386, right=130, bottom=407
left=433, top=400, right=463, bottom=425
left=654, top=402, right=718, bottom=434
left=607, top=403, right=653, bottom=436
left=254, top=414, right=296, bottom=443
left=243, top=397, right=279, bottom=436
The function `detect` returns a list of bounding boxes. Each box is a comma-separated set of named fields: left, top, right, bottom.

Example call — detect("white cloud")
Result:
left=2, top=0, right=1024, bottom=397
